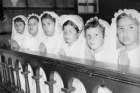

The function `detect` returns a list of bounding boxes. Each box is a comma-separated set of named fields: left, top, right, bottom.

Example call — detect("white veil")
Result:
left=59, top=14, right=86, bottom=62
left=22, top=13, right=41, bottom=54
left=110, top=9, right=140, bottom=49
left=85, top=17, right=117, bottom=64
left=39, top=11, right=63, bottom=55
left=11, top=15, right=28, bottom=50
left=110, top=9, right=140, bottom=68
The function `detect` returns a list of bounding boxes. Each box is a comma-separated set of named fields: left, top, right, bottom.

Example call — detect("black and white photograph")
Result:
left=0, top=0, right=140, bottom=93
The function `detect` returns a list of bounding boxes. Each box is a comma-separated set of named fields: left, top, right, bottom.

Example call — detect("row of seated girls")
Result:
left=10, top=9, right=140, bottom=69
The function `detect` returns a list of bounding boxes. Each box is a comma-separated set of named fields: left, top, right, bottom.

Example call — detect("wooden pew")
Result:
left=0, top=49, right=140, bottom=93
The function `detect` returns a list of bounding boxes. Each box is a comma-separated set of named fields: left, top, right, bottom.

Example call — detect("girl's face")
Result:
left=86, top=27, right=104, bottom=50
left=42, top=18, right=55, bottom=36
left=63, top=24, right=79, bottom=45
left=117, top=16, right=139, bottom=47
left=14, top=21, right=25, bottom=34
left=28, top=18, right=38, bottom=36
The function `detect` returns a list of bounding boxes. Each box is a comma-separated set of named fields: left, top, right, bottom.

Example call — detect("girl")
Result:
left=22, top=13, right=41, bottom=55
left=84, top=17, right=117, bottom=64
left=111, top=9, right=140, bottom=68
left=59, top=15, right=87, bottom=64
left=39, top=11, right=62, bottom=56
left=11, top=15, right=27, bottom=51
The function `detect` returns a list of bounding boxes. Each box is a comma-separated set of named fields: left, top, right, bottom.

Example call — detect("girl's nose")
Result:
left=123, top=29, right=129, bottom=35
left=90, top=36, right=96, bottom=41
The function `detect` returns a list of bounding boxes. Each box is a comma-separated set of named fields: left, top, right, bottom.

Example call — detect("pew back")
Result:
left=0, top=49, right=140, bottom=93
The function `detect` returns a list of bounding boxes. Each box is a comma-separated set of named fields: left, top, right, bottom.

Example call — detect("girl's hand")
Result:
left=11, top=39, right=20, bottom=51
left=39, top=42, right=47, bottom=56
left=58, top=48, right=66, bottom=57
left=118, top=48, right=130, bottom=66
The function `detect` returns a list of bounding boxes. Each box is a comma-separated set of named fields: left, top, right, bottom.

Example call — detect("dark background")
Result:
left=0, top=0, right=140, bottom=33
left=0, top=0, right=140, bottom=49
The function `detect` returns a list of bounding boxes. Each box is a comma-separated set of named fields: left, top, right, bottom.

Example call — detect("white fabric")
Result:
left=59, top=15, right=87, bottom=64
left=19, top=62, right=26, bottom=92
left=39, top=11, right=63, bottom=55
left=11, top=15, right=27, bottom=50
left=60, top=15, right=84, bottom=31
left=85, top=18, right=117, bottom=64
left=111, top=9, right=140, bottom=49
left=39, top=67, right=49, bottom=93
left=110, top=9, right=140, bottom=68
left=71, top=78, right=87, bottom=93
left=97, top=86, right=112, bottom=93
left=52, top=72, right=64, bottom=93
left=60, top=33, right=86, bottom=60
left=28, top=64, right=36, bottom=93
left=117, top=46, right=140, bottom=68
left=21, top=14, right=41, bottom=54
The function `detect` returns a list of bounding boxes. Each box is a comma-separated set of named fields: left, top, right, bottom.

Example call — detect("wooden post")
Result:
left=22, top=66, right=30, bottom=93
left=45, top=79, right=56, bottom=93
left=61, top=87, right=75, bottom=93
left=32, top=70, right=41, bottom=93
left=8, top=58, right=15, bottom=87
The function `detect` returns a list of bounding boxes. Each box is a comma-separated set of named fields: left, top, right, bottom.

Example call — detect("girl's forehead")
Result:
left=64, top=25, right=77, bottom=32
left=42, top=18, right=54, bottom=23
left=15, top=21, right=24, bottom=24
left=64, top=24, right=74, bottom=29
left=28, top=18, right=38, bottom=23
left=86, top=27, right=103, bottom=33
left=117, top=16, right=139, bottom=26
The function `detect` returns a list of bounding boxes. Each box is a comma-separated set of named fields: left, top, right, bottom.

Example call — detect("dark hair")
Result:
left=28, top=15, right=39, bottom=22
left=85, top=18, right=105, bottom=38
left=116, top=13, right=139, bottom=25
left=14, top=17, right=25, bottom=25
left=63, top=20, right=79, bottom=33
left=116, top=13, right=128, bottom=24
left=41, top=13, right=55, bottom=23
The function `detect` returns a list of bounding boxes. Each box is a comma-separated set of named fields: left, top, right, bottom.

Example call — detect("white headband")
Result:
left=40, top=11, right=59, bottom=21
left=85, top=16, right=110, bottom=34
left=27, top=13, right=39, bottom=20
left=112, top=9, right=140, bottom=25
left=13, top=15, right=27, bottom=24
left=60, top=15, right=84, bottom=32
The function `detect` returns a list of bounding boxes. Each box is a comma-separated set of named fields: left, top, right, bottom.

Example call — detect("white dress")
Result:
left=85, top=45, right=117, bottom=64
left=22, top=33, right=41, bottom=54
left=117, top=46, right=140, bottom=68
left=60, top=33, right=87, bottom=64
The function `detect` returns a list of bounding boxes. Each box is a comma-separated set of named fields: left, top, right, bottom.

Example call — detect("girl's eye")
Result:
left=43, top=23, right=47, bottom=26
left=129, top=26, right=135, bottom=29
left=47, top=23, right=50, bottom=25
left=95, top=34, right=98, bottom=36
left=119, top=27, right=124, bottom=30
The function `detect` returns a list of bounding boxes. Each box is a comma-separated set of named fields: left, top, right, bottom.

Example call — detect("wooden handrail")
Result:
left=0, top=49, right=140, bottom=93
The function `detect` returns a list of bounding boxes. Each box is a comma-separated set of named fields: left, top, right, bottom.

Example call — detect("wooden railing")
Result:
left=0, top=49, right=140, bottom=93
